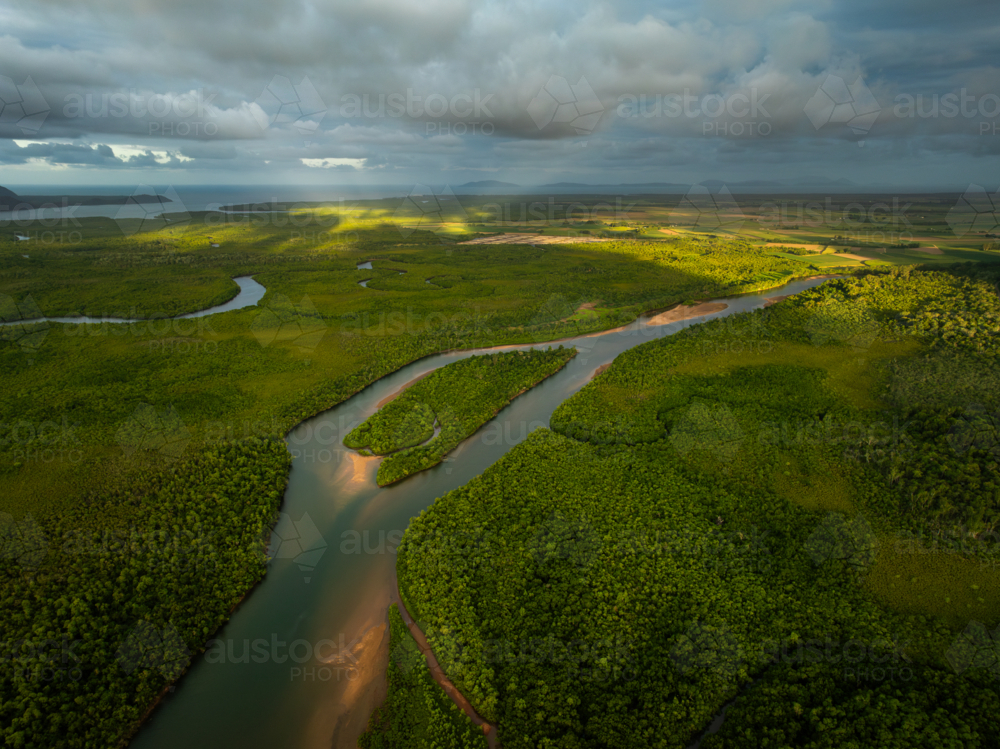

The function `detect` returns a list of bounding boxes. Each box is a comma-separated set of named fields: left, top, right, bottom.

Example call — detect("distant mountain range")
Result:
left=454, top=178, right=865, bottom=193
left=0, top=186, right=17, bottom=198
left=453, top=180, right=524, bottom=194
left=532, top=178, right=862, bottom=193
left=457, top=180, right=522, bottom=189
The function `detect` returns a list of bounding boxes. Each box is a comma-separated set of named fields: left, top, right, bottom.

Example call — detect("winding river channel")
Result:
left=124, top=274, right=836, bottom=749
left=0, top=276, right=266, bottom=326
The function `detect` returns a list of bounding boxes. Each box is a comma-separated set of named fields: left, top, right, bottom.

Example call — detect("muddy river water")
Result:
left=129, top=276, right=835, bottom=749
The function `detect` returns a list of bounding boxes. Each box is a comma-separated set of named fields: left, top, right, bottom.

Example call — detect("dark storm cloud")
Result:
left=0, top=0, right=998, bottom=185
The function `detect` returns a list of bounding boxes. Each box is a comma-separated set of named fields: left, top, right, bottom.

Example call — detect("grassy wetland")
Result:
left=2, top=194, right=1000, bottom=748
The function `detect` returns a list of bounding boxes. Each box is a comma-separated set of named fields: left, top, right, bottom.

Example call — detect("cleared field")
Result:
left=764, top=242, right=828, bottom=252
left=768, top=251, right=865, bottom=266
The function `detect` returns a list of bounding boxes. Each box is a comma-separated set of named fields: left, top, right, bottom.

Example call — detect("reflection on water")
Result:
left=129, top=276, right=835, bottom=749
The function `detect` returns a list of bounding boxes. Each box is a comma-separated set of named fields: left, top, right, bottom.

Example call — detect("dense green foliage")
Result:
left=345, top=348, right=577, bottom=484
left=701, top=663, right=1000, bottom=749
left=359, top=605, right=488, bottom=749
left=1, top=216, right=831, bottom=515
left=3, top=199, right=999, bottom=746
left=1, top=210, right=830, bottom=746
left=395, top=267, right=1000, bottom=749
left=0, top=438, right=290, bottom=748
left=552, top=267, right=1000, bottom=534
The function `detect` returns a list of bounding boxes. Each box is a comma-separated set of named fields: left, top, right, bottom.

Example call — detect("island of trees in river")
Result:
left=1, top=200, right=998, bottom=747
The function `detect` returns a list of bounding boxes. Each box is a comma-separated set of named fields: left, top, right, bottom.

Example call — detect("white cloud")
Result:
left=301, top=157, right=365, bottom=168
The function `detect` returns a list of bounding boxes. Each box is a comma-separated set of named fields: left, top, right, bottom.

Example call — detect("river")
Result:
left=128, top=275, right=835, bottom=749
left=0, top=276, right=266, bottom=326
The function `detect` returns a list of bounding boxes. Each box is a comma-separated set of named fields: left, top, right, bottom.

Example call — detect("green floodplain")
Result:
left=2, top=192, right=1000, bottom=748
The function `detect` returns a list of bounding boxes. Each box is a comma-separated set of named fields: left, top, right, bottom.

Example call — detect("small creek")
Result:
left=0, top=276, right=266, bottom=326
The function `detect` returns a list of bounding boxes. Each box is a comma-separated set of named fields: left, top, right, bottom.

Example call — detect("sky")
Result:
left=0, top=0, right=999, bottom=189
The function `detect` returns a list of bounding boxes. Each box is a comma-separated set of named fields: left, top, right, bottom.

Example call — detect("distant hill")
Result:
left=458, top=180, right=521, bottom=189
left=540, top=181, right=691, bottom=188
left=791, top=176, right=858, bottom=186
left=700, top=179, right=783, bottom=188
left=0, top=191, right=171, bottom=209
left=536, top=182, right=691, bottom=194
